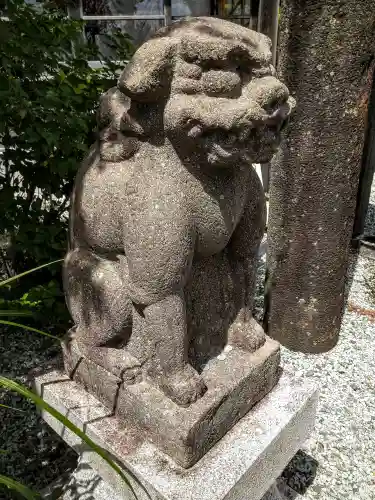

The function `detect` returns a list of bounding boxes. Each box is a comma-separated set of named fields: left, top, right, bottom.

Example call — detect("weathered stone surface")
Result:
left=62, top=335, right=121, bottom=412
left=63, top=336, right=280, bottom=467
left=265, top=1, right=375, bottom=353
left=62, top=16, right=294, bottom=466
left=35, top=370, right=318, bottom=500
left=57, top=461, right=287, bottom=500
left=64, top=16, right=293, bottom=405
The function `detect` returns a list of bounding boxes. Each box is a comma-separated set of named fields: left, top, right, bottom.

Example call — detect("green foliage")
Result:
left=0, top=277, right=69, bottom=329
left=0, top=403, right=25, bottom=412
left=0, top=474, right=40, bottom=500
left=0, top=259, right=63, bottom=288
left=0, top=0, right=134, bottom=331
left=0, top=377, right=138, bottom=499
left=0, top=320, right=60, bottom=340
left=0, top=259, right=63, bottom=336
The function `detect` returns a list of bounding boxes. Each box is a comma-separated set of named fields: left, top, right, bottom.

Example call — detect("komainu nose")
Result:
left=245, top=76, right=290, bottom=111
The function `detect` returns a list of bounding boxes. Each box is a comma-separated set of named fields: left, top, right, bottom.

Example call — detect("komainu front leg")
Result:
left=123, top=169, right=207, bottom=406
left=228, top=313, right=266, bottom=352
left=227, top=170, right=267, bottom=352
left=130, top=293, right=207, bottom=406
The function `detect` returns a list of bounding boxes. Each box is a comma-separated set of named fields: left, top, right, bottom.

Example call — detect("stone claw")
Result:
left=228, top=317, right=266, bottom=353
left=160, top=364, right=207, bottom=407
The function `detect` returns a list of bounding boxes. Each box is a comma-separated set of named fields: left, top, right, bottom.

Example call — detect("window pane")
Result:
left=172, top=0, right=210, bottom=17
left=218, top=0, right=259, bottom=17
left=82, top=0, right=164, bottom=17
left=84, top=19, right=164, bottom=55
left=215, top=1, right=259, bottom=29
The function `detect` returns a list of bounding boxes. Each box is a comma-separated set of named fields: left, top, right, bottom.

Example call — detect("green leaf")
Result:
left=0, top=403, right=25, bottom=412
left=0, top=259, right=63, bottom=288
left=0, top=320, right=60, bottom=341
left=0, top=377, right=138, bottom=498
left=0, top=310, right=33, bottom=317
left=0, top=475, right=40, bottom=499
left=73, top=83, right=87, bottom=94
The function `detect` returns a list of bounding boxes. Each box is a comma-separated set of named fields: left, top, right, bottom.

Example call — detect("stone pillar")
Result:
left=265, top=0, right=375, bottom=352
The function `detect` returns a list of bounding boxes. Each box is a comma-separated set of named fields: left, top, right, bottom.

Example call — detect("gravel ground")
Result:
left=279, top=266, right=375, bottom=499
left=277, top=189, right=375, bottom=499
left=252, top=241, right=375, bottom=499
left=0, top=327, right=77, bottom=498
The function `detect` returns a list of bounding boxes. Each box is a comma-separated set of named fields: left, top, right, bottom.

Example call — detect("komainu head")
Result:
left=99, top=17, right=295, bottom=166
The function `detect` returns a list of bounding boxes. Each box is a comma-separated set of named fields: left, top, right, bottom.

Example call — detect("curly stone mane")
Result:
left=97, top=16, right=273, bottom=163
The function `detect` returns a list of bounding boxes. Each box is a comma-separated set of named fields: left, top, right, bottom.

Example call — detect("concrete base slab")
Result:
left=57, top=460, right=287, bottom=500
left=60, top=460, right=123, bottom=500
left=34, top=370, right=318, bottom=500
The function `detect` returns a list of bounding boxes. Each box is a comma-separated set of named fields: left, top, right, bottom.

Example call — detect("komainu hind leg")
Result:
left=63, top=248, right=140, bottom=381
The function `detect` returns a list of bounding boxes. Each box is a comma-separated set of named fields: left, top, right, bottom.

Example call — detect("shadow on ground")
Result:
left=278, top=450, right=319, bottom=499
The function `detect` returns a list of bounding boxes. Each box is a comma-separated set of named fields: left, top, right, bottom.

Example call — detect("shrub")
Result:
left=0, top=0, right=134, bottom=331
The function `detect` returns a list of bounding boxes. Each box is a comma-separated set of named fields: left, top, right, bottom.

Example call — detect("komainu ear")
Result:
left=118, top=37, right=176, bottom=103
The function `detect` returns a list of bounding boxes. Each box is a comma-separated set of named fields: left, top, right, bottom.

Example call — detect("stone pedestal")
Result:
left=34, top=370, right=318, bottom=500
left=56, top=460, right=287, bottom=500
left=62, top=337, right=280, bottom=468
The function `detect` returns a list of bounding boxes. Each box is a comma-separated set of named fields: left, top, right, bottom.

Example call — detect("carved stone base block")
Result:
left=62, top=337, right=280, bottom=467
left=34, top=370, right=318, bottom=500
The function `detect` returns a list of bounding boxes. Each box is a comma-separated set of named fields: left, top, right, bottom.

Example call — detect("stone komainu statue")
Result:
left=63, top=17, right=294, bottom=407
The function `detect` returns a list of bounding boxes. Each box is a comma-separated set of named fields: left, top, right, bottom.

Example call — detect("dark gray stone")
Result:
left=265, top=1, right=375, bottom=353
left=62, top=16, right=293, bottom=466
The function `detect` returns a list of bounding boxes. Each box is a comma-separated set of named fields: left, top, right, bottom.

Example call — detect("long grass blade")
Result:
left=0, top=403, right=25, bottom=412
left=0, top=474, right=40, bottom=499
left=0, top=377, right=138, bottom=498
left=0, top=321, right=60, bottom=341
left=0, top=259, right=63, bottom=288
left=0, top=310, right=33, bottom=317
